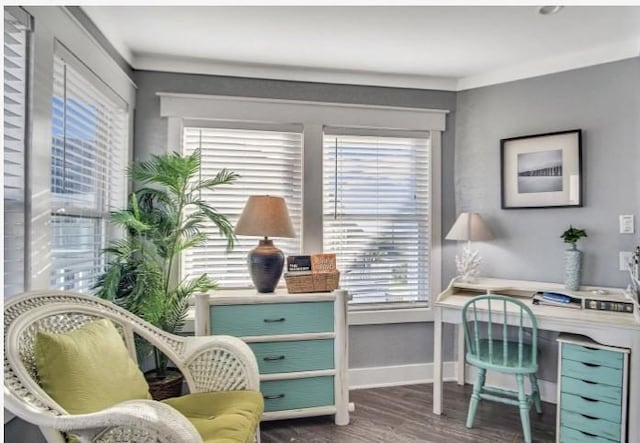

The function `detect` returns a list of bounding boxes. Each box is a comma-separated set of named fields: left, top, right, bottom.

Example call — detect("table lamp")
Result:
left=445, top=212, right=493, bottom=282
left=235, top=195, right=296, bottom=293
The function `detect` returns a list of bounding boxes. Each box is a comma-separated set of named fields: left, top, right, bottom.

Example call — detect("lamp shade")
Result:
left=235, top=195, right=296, bottom=238
left=445, top=212, right=493, bottom=241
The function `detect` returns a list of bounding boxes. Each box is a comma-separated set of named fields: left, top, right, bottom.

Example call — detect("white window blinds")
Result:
left=50, top=47, right=127, bottom=292
left=182, top=126, right=302, bottom=288
left=323, top=133, right=431, bottom=304
left=4, top=8, right=30, bottom=297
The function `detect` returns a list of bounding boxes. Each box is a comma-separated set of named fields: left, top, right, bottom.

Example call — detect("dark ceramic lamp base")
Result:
left=248, top=238, right=285, bottom=293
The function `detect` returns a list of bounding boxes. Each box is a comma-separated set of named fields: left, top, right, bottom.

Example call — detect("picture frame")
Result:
left=500, top=129, right=582, bottom=209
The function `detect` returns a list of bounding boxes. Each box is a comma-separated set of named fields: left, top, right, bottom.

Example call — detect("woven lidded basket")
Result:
left=284, top=271, right=340, bottom=293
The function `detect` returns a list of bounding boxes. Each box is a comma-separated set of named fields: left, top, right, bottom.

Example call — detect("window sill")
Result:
left=349, top=303, right=433, bottom=325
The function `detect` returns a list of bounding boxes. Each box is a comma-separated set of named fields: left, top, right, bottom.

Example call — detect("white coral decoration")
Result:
left=455, top=243, right=482, bottom=282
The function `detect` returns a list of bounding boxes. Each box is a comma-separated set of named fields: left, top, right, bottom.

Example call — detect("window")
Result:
left=50, top=46, right=127, bottom=292
left=4, top=7, right=31, bottom=297
left=182, top=126, right=302, bottom=288
left=323, top=133, right=431, bottom=304
left=162, top=93, right=444, bottom=306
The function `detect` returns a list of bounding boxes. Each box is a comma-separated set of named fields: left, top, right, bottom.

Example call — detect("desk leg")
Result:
left=433, top=307, right=443, bottom=415
left=457, top=323, right=465, bottom=386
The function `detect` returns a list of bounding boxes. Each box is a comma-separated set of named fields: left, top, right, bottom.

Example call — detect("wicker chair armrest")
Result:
left=5, top=394, right=202, bottom=443
left=178, top=335, right=260, bottom=393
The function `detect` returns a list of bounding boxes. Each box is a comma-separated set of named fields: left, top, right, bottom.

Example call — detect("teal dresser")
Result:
left=557, top=334, right=630, bottom=443
left=195, top=290, right=351, bottom=425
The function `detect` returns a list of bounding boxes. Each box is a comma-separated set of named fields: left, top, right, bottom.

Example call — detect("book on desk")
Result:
left=532, top=290, right=634, bottom=313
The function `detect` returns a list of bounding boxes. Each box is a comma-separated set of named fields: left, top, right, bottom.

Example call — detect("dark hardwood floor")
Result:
left=260, top=382, right=556, bottom=443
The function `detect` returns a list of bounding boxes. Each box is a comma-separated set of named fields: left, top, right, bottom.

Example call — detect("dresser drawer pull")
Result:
left=582, top=346, right=599, bottom=351
left=263, top=317, right=286, bottom=323
left=263, top=355, right=286, bottom=361
left=580, top=396, right=598, bottom=403
left=264, top=394, right=285, bottom=400
left=579, top=430, right=598, bottom=437
left=581, top=379, right=597, bottom=384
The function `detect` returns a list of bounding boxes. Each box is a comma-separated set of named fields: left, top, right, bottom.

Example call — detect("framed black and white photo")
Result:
left=501, top=129, right=582, bottom=209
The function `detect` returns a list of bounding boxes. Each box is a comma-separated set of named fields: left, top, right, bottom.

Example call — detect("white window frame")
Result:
left=49, top=42, right=129, bottom=293
left=160, top=93, right=446, bottom=324
left=19, top=6, right=135, bottom=291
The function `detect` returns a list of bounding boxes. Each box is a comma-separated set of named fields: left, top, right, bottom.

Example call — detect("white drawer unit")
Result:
left=556, top=334, right=630, bottom=443
left=195, top=289, right=351, bottom=425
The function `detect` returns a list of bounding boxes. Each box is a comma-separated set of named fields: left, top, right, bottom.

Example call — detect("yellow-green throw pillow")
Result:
left=34, top=318, right=151, bottom=414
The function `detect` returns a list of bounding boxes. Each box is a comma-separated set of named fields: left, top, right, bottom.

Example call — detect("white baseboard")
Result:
left=464, top=364, right=557, bottom=404
left=349, top=362, right=457, bottom=390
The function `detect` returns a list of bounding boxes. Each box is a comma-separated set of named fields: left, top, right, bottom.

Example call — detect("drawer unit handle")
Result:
left=264, top=394, right=285, bottom=400
left=579, top=430, right=598, bottom=437
left=580, top=413, right=599, bottom=420
left=580, top=396, right=598, bottom=403
left=581, top=379, right=597, bottom=384
left=581, top=362, right=600, bottom=368
left=582, top=346, right=599, bottom=351
left=263, top=355, right=286, bottom=361
left=263, top=317, right=286, bottom=323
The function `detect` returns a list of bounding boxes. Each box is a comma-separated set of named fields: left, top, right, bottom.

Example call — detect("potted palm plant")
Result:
left=95, top=150, right=238, bottom=399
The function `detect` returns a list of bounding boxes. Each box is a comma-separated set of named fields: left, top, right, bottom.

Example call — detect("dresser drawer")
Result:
left=261, top=376, right=334, bottom=412
left=560, top=426, right=617, bottom=443
left=560, top=393, right=621, bottom=423
left=561, top=359, right=622, bottom=387
left=250, top=339, right=334, bottom=374
left=563, top=343, right=624, bottom=370
left=211, top=302, right=334, bottom=336
left=561, top=409, right=620, bottom=441
left=561, top=376, right=622, bottom=405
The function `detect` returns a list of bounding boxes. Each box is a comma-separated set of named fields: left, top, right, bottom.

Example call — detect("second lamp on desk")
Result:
left=235, top=195, right=296, bottom=293
left=446, top=212, right=493, bottom=282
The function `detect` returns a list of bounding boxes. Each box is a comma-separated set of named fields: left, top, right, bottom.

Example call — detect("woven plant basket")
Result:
left=284, top=271, right=340, bottom=293
left=145, top=368, right=184, bottom=401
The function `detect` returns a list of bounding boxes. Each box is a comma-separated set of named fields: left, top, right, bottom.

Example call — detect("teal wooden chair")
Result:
left=462, top=295, right=542, bottom=443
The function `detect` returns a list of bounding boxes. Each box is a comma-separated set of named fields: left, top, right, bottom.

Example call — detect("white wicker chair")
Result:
left=4, top=290, right=262, bottom=443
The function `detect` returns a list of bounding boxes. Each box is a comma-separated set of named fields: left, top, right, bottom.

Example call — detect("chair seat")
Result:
left=163, top=391, right=264, bottom=443
left=466, top=339, right=537, bottom=372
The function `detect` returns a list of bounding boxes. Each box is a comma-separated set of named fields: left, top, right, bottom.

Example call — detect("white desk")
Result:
left=432, top=278, right=640, bottom=440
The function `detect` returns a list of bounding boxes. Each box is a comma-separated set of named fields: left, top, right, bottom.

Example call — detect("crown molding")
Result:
left=457, top=38, right=640, bottom=91
left=133, top=38, right=639, bottom=92
left=133, top=54, right=459, bottom=91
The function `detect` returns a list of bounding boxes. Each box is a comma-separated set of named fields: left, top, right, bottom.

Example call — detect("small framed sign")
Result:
left=500, top=129, right=582, bottom=209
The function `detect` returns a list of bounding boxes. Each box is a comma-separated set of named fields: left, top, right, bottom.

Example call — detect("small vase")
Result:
left=564, top=247, right=582, bottom=291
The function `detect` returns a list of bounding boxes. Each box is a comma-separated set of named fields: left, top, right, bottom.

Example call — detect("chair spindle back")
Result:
left=462, top=294, right=538, bottom=368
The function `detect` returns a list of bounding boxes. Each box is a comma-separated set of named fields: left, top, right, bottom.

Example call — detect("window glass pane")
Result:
left=4, top=9, right=29, bottom=297
left=182, top=127, right=302, bottom=288
left=50, top=215, right=103, bottom=292
left=50, top=53, right=127, bottom=292
left=323, top=134, right=431, bottom=304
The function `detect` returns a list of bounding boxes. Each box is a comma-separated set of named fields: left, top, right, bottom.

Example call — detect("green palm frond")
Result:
left=95, top=151, right=237, bottom=375
left=192, top=202, right=236, bottom=250
left=192, top=169, right=239, bottom=192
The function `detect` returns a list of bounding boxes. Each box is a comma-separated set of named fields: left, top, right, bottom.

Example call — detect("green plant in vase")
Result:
left=560, top=225, right=587, bottom=291
left=94, top=150, right=238, bottom=398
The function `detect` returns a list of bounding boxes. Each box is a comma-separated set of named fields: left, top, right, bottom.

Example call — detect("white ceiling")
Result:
left=82, top=6, right=640, bottom=91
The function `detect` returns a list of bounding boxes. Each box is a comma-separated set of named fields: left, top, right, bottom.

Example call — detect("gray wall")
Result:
left=132, top=70, right=459, bottom=369
left=455, top=58, right=640, bottom=288
left=9, top=54, right=638, bottom=443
